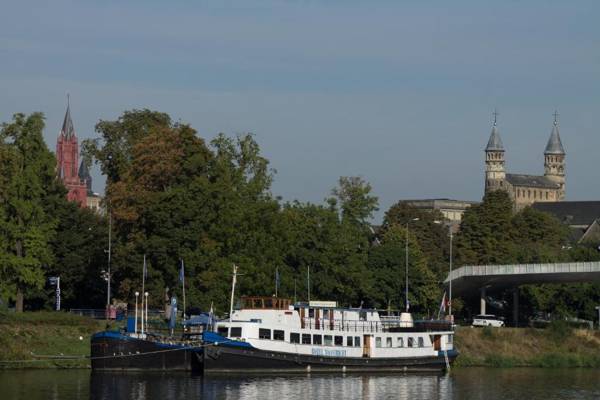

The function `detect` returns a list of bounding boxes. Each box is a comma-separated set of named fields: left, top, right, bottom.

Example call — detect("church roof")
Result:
left=485, top=124, right=504, bottom=152
left=505, top=173, right=560, bottom=189
left=545, top=114, right=565, bottom=155
left=60, top=103, right=76, bottom=139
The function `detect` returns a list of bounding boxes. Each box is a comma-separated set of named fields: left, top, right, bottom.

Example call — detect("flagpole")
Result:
left=181, top=259, right=186, bottom=320
left=275, top=267, right=279, bottom=298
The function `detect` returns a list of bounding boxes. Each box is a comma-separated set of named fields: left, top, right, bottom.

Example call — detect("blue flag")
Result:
left=179, top=260, right=184, bottom=283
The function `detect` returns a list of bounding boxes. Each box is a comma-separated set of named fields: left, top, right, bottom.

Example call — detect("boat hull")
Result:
left=203, top=344, right=458, bottom=373
left=91, top=331, right=202, bottom=371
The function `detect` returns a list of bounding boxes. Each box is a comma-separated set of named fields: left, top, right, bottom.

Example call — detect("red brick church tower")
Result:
left=56, top=99, right=88, bottom=207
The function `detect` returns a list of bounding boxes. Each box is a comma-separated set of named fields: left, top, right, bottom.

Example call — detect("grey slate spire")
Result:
left=545, top=111, right=565, bottom=155
left=485, top=111, right=504, bottom=152
left=78, top=159, right=92, bottom=192
left=60, top=95, right=75, bottom=139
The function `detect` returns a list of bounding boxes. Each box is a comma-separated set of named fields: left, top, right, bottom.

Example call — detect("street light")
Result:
left=405, top=218, right=420, bottom=313
left=435, top=220, right=454, bottom=319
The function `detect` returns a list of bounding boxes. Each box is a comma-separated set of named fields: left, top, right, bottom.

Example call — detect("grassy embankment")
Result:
left=455, top=323, right=600, bottom=368
left=0, top=311, right=115, bottom=369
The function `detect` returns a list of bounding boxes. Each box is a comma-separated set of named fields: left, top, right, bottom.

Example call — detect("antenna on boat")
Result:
left=229, top=264, right=238, bottom=322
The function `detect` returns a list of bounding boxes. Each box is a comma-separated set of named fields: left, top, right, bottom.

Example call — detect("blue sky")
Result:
left=1, top=1, right=599, bottom=221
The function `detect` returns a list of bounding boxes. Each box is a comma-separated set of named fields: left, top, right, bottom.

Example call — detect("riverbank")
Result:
left=0, top=311, right=114, bottom=369
left=454, top=324, right=600, bottom=368
left=3, top=312, right=600, bottom=369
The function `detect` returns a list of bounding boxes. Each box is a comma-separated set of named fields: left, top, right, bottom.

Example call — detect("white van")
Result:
left=472, top=314, right=505, bottom=327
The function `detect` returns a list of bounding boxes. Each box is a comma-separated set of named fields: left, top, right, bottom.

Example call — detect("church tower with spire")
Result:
left=484, top=111, right=506, bottom=193
left=544, top=111, right=566, bottom=200
left=56, top=97, right=88, bottom=207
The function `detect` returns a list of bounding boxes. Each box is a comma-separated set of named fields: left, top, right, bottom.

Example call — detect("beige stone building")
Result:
left=484, top=112, right=566, bottom=210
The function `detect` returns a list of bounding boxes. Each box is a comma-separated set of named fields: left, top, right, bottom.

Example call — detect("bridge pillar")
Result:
left=512, top=287, right=519, bottom=327
left=480, top=287, right=486, bottom=315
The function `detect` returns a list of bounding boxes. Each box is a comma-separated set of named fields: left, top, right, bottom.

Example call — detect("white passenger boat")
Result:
left=202, top=296, right=458, bottom=373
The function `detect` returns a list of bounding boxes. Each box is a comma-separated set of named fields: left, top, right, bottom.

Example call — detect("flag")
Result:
left=437, top=292, right=447, bottom=319
left=179, top=259, right=185, bottom=283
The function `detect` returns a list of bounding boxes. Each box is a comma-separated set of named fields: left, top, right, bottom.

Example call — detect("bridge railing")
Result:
left=445, top=261, right=600, bottom=283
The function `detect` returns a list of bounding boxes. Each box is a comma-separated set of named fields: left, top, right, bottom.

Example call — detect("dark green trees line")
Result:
left=1, top=110, right=599, bottom=320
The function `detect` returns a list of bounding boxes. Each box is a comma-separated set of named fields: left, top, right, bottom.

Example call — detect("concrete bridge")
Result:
left=444, top=261, right=600, bottom=325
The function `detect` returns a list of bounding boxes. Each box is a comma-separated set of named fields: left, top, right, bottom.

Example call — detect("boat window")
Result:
left=302, top=334, right=312, bottom=345
left=346, top=336, right=353, bottom=347
left=386, top=337, right=392, bottom=348
left=309, top=308, right=315, bottom=318
left=313, top=335, right=323, bottom=345
left=418, top=337, right=424, bottom=348
left=273, top=330, right=285, bottom=341
left=354, top=336, right=360, bottom=347
left=264, top=298, right=273, bottom=308
left=253, top=299, right=263, bottom=308
left=359, top=311, right=367, bottom=321
left=217, top=326, right=228, bottom=336
left=230, top=327, right=242, bottom=338
left=397, top=337, right=404, bottom=348
left=324, top=335, right=333, bottom=346
left=334, top=336, right=343, bottom=346
left=448, top=334, right=453, bottom=344
left=290, top=333, right=300, bottom=343
left=408, top=337, right=414, bottom=347
left=259, top=328, right=271, bottom=340
left=375, top=337, right=382, bottom=348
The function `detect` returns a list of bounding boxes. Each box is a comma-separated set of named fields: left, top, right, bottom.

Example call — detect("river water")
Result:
left=1, top=368, right=599, bottom=400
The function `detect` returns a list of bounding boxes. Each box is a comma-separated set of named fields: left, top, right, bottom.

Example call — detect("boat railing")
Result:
left=300, top=317, right=450, bottom=333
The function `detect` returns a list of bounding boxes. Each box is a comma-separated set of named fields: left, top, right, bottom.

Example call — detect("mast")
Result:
left=229, top=264, right=238, bottom=322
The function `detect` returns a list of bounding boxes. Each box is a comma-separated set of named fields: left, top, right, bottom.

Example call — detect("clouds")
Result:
left=1, top=0, right=599, bottom=220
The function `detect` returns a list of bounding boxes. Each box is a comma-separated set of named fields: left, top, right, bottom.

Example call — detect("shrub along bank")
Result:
left=454, top=323, right=600, bottom=368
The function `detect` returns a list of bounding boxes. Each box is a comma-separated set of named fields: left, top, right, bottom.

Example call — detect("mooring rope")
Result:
left=0, top=339, right=231, bottom=365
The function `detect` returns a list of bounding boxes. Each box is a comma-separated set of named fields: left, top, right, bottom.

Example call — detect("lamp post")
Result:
left=405, top=218, right=420, bottom=313
left=134, top=291, right=139, bottom=334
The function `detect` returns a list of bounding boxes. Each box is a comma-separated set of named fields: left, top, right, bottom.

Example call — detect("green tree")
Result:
left=0, top=113, right=62, bottom=311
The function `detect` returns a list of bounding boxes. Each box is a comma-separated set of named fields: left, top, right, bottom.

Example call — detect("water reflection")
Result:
left=1, top=368, right=600, bottom=400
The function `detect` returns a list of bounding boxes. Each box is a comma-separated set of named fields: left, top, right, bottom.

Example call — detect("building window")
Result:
left=418, top=337, right=424, bottom=348
left=376, top=337, right=382, bottom=348
left=386, top=337, right=393, bottom=348
left=313, top=335, right=323, bottom=345
left=397, top=337, right=404, bottom=348
left=302, top=334, right=311, bottom=344
left=274, top=330, right=285, bottom=341
left=324, top=335, right=333, bottom=346
left=528, top=190, right=531, bottom=199
left=308, top=308, right=315, bottom=318
left=259, top=328, right=271, bottom=340
left=546, top=192, right=549, bottom=200
left=347, top=336, right=353, bottom=347
left=448, top=335, right=453, bottom=344
left=230, top=327, right=242, bottom=338
left=290, top=333, right=300, bottom=343
left=334, top=336, right=343, bottom=346
left=408, top=337, right=414, bottom=347
left=354, top=336, right=361, bottom=347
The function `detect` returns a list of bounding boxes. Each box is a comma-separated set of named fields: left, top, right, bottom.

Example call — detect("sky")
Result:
left=1, top=0, right=599, bottom=222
